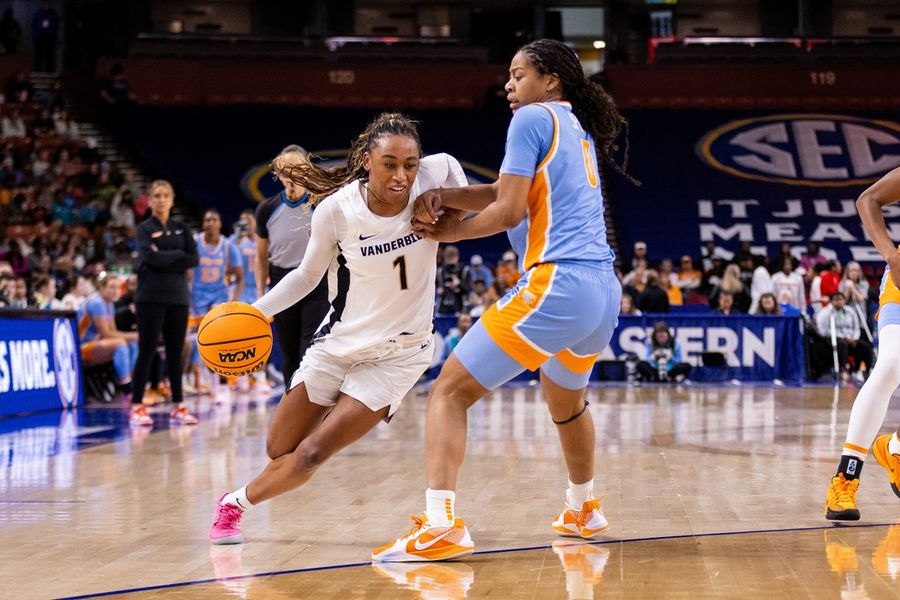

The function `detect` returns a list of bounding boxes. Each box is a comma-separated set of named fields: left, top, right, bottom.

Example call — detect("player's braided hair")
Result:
left=272, top=112, right=422, bottom=205
left=520, top=39, right=638, bottom=185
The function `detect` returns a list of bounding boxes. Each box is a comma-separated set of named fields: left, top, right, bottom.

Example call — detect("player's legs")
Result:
left=249, top=395, right=387, bottom=503
left=91, top=338, right=132, bottom=386
left=425, top=354, right=489, bottom=491
left=376, top=264, right=615, bottom=561
left=541, top=272, right=619, bottom=538
left=542, top=375, right=595, bottom=485
left=826, top=309, right=900, bottom=521
left=265, top=382, right=329, bottom=459
left=210, top=393, right=387, bottom=544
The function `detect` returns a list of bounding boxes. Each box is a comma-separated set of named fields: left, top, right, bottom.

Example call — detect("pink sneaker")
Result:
left=210, top=495, right=245, bottom=545
left=170, top=405, right=199, bottom=425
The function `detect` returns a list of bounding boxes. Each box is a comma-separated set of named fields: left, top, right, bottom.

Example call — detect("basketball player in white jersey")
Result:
left=208, top=113, right=468, bottom=544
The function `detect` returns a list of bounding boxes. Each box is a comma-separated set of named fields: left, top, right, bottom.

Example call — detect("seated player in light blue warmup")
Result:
left=78, top=272, right=138, bottom=393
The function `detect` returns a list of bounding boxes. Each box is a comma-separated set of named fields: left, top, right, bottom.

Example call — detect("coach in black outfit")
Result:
left=256, top=145, right=329, bottom=383
left=131, top=179, right=199, bottom=423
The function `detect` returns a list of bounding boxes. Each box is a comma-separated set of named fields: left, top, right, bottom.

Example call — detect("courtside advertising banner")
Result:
left=603, top=315, right=806, bottom=382
left=609, top=111, right=900, bottom=263
left=0, top=312, right=83, bottom=417
left=436, top=314, right=805, bottom=382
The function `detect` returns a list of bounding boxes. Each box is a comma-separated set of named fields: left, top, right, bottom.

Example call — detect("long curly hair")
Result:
left=272, top=113, right=422, bottom=205
left=519, top=39, right=637, bottom=184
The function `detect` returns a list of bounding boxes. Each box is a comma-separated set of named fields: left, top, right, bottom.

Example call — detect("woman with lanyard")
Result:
left=130, top=179, right=199, bottom=427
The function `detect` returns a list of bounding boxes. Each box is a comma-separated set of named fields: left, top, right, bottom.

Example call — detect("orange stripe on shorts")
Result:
left=556, top=349, right=599, bottom=374
left=481, top=264, right=555, bottom=371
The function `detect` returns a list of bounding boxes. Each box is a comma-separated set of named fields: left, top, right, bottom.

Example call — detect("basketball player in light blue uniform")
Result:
left=190, top=209, right=243, bottom=394
left=192, top=210, right=243, bottom=319
left=377, top=39, right=628, bottom=561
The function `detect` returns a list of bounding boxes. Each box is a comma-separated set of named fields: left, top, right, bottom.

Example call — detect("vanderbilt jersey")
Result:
left=253, top=153, right=467, bottom=357
left=317, top=178, right=440, bottom=355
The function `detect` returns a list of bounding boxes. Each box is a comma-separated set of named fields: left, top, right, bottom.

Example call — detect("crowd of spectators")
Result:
left=0, top=66, right=145, bottom=312
left=619, top=238, right=879, bottom=381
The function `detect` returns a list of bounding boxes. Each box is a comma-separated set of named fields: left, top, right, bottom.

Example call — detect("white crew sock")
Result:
left=222, top=485, right=253, bottom=511
left=890, top=432, right=900, bottom=456
left=567, top=479, right=594, bottom=508
left=425, top=489, right=455, bottom=526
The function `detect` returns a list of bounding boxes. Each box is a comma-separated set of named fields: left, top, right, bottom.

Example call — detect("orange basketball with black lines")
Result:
left=197, top=302, right=272, bottom=376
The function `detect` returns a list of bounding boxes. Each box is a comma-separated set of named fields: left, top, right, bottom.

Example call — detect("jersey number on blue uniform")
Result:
left=581, top=139, right=598, bottom=188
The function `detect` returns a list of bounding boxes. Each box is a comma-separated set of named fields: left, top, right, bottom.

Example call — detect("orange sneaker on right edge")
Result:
left=372, top=515, right=474, bottom=562
left=552, top=498, right=609, bottom=539
left=872, top=434, right=900, bottom=499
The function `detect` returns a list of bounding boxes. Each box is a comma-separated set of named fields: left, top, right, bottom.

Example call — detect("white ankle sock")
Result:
left=567, top=479, right=594, bottom=508
left=425, top=489, right=455, bottom=526
left=890, top=433, right=900, bottom=456
left=222, top=485, right=253, bottom=511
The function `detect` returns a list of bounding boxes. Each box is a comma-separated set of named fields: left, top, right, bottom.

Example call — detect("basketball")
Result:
left=197, top=302, right=273, bottom=376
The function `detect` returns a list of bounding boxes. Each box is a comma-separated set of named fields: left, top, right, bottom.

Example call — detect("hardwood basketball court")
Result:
left=4, top=383, right=900, bottom=599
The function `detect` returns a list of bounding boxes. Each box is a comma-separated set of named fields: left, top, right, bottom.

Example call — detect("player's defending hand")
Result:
left=413, top=208, right=465, bottom=242
left=413, top=190, right=442, bottom=224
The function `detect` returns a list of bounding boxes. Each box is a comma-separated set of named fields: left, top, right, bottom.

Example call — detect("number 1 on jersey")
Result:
left=393, top=255, right=408, bottom=290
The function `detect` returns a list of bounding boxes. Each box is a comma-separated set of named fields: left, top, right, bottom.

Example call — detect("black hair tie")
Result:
left=552, top=400, right=590, bottom=425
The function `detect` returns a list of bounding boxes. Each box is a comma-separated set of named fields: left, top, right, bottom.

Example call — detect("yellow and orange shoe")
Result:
left=371, top=561, right=475, bottom=598
left=825, top=473, right=861, bottom=521
left=872, top=525, right=900, bottom=579
left=824, top=531, right=859, bottom=577
left=552, top=498, right=609, bottom=539
left=872, top=434, right=900, bottom=499
left=372, top=515, right=474, bottom=563
left=141, top=388, right=164, bottom=406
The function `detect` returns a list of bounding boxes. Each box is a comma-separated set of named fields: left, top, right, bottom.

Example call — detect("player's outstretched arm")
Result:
left=858, top=166, right=900, bottom=281
left=413, top=174, right=529, bottom=242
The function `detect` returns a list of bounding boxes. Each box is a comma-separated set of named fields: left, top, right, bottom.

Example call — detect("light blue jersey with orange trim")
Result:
left=77, top=293, right=113, bottom=344
left=499, top=101, right=613, bottom=271
left=192, top=234, right=240, bottom=315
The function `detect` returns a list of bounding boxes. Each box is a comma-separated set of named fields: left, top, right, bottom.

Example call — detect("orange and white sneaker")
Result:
left=129, top=405, right=153, bottom=427
left=372, top=561, right=475, bottom=598
left=170, top=405, right=199, bottom=425
left=552, top=540, right=610, bottom=597
left=872, top=434, right=900, bottom=499
left=372, top=515, right=474, bottom=562
left=552, top=498, right=609, bottom=539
